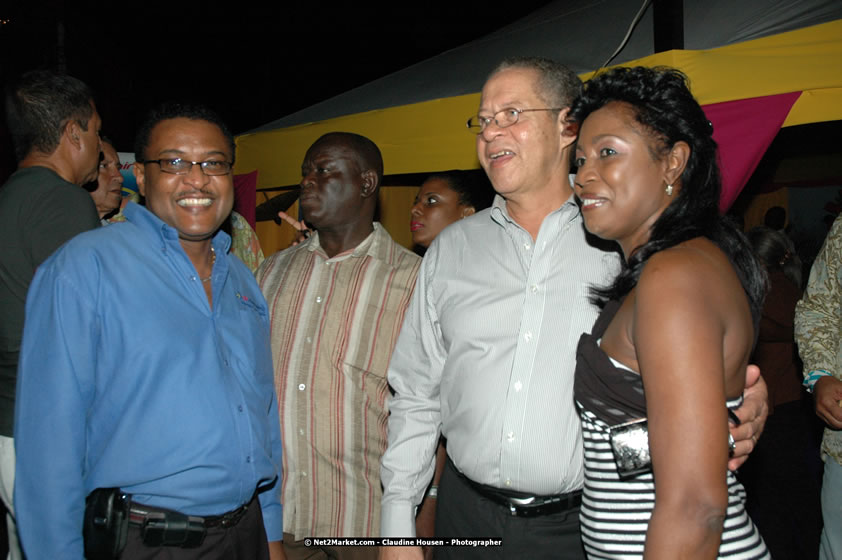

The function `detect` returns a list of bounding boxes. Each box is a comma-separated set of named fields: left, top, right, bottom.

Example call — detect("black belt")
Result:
left=127, top=496, right=254, bottom=547
left=128, top=498, right=251, bottom=529
left=450, top=459, right=582, bottom=517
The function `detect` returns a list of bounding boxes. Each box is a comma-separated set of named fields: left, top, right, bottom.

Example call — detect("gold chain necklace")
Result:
left=200, top=247, right=216, bottom=284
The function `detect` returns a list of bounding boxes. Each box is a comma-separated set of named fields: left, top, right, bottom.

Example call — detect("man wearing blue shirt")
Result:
left=14, top=103, right=285, bottom=559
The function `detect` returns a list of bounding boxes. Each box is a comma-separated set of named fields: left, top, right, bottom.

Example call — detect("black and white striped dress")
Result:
left=574, top=301, right=770, bottom=559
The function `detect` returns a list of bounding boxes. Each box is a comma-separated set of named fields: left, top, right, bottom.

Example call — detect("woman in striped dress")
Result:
left=569, top=66, right=770, bottom=559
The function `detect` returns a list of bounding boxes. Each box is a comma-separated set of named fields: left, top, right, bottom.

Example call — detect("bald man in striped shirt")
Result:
left=257, top=132, right=421, bottom=560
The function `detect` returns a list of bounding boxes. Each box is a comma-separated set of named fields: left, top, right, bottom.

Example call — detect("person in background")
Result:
left=14, top=102, right=284, bottom=559
left=741, top=226, right=823, bottom=559
left=226, top=211, right=265, bottom=273
left=570, top=65, right=769, bottom=558
left=0, top=69, right=101, bottom=560
left=409, top=170, right=494, bottom=251
left=795, top=213, right=842, bottom=560
left=85, top=137, right=124, bottom=224
left=747, top=227, right=803, bottom=409
left=407, top=169, right=493, bottom=557
left=763, top=205, right=788, bottom=232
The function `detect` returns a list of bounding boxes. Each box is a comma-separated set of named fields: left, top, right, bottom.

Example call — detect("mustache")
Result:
left=175, top=187, right=215, bottom=198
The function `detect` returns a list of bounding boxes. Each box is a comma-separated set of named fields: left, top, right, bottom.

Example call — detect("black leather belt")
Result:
left=128, top=499, right=251, bottom=529
left=127, top=497, right=253, bottom=547
left=451, top=459, right=582, bottom=517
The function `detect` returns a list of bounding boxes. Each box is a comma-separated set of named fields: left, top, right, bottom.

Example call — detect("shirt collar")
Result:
left=306, top=222, right=387, bottom=262
left=490, top=191, right=581, bottom=229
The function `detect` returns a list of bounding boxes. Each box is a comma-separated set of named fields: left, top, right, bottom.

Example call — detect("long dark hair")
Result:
left=569, top=66, right=766, bottom=321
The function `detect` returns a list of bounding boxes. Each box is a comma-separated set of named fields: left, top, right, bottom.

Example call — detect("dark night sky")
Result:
left=0, top=1, right=553, bottom=158
left=2, top=3, right=841, bottom=260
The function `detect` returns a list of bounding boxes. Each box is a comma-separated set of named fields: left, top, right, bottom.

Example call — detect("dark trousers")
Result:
left=434, top=459, right=585, bottom=560
left=738, top=397, right=824, bottom=560
left=120, top=497, right=269, bottom=560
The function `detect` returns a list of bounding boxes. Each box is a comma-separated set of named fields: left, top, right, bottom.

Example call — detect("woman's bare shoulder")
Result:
left=636, top=238, right=749, bottom=326
left=636, top=239, right=753, bottom=377
left=638, top=238, right=726, bottom=289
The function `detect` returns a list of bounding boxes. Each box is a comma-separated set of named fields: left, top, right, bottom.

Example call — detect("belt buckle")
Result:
left=507, top=495, right=537, bottom=517
left=219, top=503, right=248, bottom=528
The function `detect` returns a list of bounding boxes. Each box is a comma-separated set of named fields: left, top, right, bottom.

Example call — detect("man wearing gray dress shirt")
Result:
left=379, top=57, right=768, bottom=560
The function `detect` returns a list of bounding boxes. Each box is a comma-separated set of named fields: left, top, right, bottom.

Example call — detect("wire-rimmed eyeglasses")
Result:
left=466, top=107, right=562, bottom=133
left=143, top=158, right=233, bottom=176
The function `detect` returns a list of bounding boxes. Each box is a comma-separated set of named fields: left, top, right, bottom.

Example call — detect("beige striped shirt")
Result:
left=257, top=223, right=421, bottom=539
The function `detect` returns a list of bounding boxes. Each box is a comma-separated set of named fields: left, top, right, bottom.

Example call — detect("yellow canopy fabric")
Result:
left=240, top=18, right=842, bottom=255
left=235, top=19, right=842, bottom=187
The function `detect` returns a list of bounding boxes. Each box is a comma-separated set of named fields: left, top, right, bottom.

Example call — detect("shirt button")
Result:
left=507, top=431, right=515, bottom=443
left=530, top=285, right=538, bottom=294
left=190, top=275, right=197, bottom=281
left=505, top=479, right=512, bottom=487
left=523, top=243, right=531, bottom=251
left=514, top=381, right=522, bottom=392
left=223, top=359, right=229, bottom=366
left=246, top=456, right=251, bottom=463
left=524, top=331, right=533, bottom=342
left=298, top=383, right=306, bottom=391
left=306, top=337, right=312, bottom=344
left=301, top=471, right=307, bottom=478
left=315, top=296, right=322, bottom=303
left=238, top=405, right=243, bottom=412
left=299, top=428, right=305, bottom=436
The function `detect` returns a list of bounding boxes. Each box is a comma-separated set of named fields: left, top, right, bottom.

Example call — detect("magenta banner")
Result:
left=703, top=92, right=801, bottom=212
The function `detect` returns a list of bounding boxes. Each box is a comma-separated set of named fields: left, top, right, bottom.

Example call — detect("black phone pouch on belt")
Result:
left=83, top=487, right=130, bottom=560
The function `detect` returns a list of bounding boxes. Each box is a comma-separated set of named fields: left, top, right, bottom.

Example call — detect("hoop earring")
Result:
left=665, top=184, right=674, bottom=196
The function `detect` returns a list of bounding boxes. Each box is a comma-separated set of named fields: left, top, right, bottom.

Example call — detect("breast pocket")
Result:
left=228, top=292, right=274, bottom=406
left=334, top=298, right=398, bottom=408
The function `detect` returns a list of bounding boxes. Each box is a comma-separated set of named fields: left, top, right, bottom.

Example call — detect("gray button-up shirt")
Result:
left=381, top=193, right=621, bottom=536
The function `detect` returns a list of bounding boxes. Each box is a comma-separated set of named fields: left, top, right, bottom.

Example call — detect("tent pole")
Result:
left=653, top=0, right=684, bottom=53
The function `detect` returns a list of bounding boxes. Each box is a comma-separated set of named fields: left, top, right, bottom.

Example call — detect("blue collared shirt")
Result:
left=14, top=203, right=283, bottom=557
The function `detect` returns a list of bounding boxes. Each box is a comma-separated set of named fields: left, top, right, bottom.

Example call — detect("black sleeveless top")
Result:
left=572, top=299, right=770, bottom=559
left=574, top=299, right=646, bottom=426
